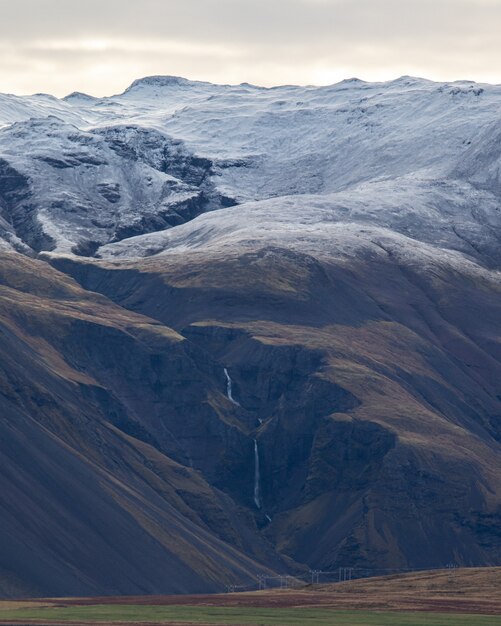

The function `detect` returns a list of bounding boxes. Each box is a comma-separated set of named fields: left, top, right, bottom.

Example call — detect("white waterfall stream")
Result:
left=223, top=367, right=263, bottom=510
left=253, top=440, right=262, bottom=509
left=223, top=367, right=240, bottom=406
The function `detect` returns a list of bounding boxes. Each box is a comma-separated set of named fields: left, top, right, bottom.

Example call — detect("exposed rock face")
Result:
left=0, top=158, right=38, bottom=253
left=0, top=119, right=235, bottom=255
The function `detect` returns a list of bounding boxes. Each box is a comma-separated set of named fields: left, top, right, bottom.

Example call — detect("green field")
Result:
left=0, top=605, right=500, bottom=626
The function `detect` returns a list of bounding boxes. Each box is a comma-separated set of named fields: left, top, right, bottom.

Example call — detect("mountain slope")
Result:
left=0, top=253, right=285, bottom=597
left=53, top=220, right=501, bottom=571
left=0, top=76, right=500, bottom=595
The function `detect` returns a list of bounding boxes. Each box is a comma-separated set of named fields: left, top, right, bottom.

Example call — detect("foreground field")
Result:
left=0, top=568, right=499, bottom=625
left=0, top=605, right=500, bottom=625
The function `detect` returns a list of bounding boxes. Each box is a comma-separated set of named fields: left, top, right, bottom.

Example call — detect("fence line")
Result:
left=225, top=562, right=465, bottom=592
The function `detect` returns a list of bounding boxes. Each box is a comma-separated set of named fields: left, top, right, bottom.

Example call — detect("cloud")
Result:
left=0, top=0, right=499, bottom=95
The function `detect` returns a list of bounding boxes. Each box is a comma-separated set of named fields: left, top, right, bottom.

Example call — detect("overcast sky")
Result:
left=1, top=0, right=500, bottom=96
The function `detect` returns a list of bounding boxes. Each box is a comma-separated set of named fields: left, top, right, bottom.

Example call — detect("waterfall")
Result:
left=224, top=367, right=240, bottom=406
left=253, top=440, right=262, bottom=509
left=223, top=366, right=262, bottom=510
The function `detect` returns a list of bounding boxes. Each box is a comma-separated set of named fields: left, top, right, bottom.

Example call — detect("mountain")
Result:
left=0, top=76, right=500, bottom=597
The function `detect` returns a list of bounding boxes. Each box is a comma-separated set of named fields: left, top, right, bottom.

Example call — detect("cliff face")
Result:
left=5, top=241, right=500, bottom=598
left=51, top=240, right=501, bottom=577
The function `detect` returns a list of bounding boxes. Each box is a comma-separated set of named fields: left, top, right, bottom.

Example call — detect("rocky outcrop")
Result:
left=0, top=121, right=236, bottom=255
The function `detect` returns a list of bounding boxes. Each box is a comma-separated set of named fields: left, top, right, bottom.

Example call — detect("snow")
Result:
left=96, top=191, right=501, bottom=284
left=97, top=176, right=501, bottom=274
left=0, top=75, right=500, bottom=273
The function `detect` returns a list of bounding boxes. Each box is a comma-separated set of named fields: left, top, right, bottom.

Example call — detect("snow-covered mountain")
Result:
left=1, top=75, right=500, bottom=267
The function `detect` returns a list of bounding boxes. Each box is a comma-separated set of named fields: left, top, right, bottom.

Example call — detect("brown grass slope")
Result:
left=52, top=243, right=501, bottom=573
left=0, top=252, right=286, bottom=598
left=4, top=567, right=499, bottom=616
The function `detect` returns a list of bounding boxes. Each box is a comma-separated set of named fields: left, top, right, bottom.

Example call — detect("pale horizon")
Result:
left=1, top=0, right=500, bottom=98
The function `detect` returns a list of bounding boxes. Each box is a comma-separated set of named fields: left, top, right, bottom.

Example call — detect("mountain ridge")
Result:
left=1, top=73, right=501, bottom=259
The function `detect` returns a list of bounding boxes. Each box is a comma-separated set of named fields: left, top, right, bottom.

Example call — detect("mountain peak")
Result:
left=63, top=91, right=98, bottom=103
left=123, top=75, right=207, bottom=93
